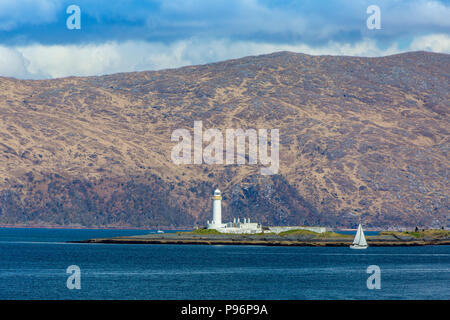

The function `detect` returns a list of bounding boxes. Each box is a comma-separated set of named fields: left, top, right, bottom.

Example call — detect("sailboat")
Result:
left=350, top=224, right=368, bottom=249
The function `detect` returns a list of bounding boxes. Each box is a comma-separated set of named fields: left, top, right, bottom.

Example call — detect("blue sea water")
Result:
left=0, top=228, right=448, bottom=300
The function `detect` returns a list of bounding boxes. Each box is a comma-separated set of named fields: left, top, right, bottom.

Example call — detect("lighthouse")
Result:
left=206, top=188, right=261, bottom=233
left=211, top=188, right=222, bottom=227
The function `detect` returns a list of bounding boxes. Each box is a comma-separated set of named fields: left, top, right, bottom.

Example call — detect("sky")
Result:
left=0, top=0, right=449, bottom=79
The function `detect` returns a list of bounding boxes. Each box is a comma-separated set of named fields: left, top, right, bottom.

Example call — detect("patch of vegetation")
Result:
left=317, top=231, right=352, bottom=238
left=278, top=229, right=320, bottom=236
left=379, top=229, right=450, bottom=239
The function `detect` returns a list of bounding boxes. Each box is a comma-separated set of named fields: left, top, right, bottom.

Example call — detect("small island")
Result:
left=72, top=228, right=450, bottom=247
left=72, top=189, right=449, bottom=247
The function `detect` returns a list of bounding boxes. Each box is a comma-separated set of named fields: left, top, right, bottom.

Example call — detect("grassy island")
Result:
left=379, top=229, right=450, bottom=239
left=71, top=228, right=450, bottom=247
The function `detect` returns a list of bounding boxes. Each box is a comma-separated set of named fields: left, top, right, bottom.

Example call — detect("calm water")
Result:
left=0, top=228, right=448, bottom=300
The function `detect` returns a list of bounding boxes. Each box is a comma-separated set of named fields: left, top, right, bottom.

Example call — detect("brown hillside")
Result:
left=0, top=51, right=448, bottom=229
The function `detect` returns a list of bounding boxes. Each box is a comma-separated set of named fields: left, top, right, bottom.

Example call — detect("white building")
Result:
left=206, top=189, right=262, bottom=234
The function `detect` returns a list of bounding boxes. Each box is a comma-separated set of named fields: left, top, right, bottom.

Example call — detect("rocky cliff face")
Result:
left=0, top=51, right=448, bottom=229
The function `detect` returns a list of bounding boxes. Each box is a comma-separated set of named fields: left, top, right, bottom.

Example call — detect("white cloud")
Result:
left=409, top=33, right=450, bottom=53
left=0, top=46, right=33, bottom=78
left=0, top=35, right=447, bottom=79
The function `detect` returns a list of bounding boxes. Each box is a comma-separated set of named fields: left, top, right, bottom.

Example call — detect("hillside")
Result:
left=0, top=51, right=448, bottom=229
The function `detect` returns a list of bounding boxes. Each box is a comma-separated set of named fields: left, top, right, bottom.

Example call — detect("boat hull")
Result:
left=350, top=245, right=368, bottom=249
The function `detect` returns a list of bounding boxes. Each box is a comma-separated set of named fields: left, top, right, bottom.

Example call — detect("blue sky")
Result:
left=0, top=0, right=449, bottom=78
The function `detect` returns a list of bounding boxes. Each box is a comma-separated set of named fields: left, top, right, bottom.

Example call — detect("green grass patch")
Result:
left=318, top=231, right=352, bottom=238
left=185, top=229, right=223, bottom=235
left=278, top=229, right=319, bottom=236
left=379, top=229, right=450, bottom=239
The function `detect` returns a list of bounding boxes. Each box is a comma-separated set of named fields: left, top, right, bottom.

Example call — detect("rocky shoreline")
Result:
left=70, top=232, right=450, bottom=247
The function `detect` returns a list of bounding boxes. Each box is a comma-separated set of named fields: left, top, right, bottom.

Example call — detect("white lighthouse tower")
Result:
left=207, top=189, right=225, bottom=229
left=206, top=188, right=261, bottom=233
left=211, top=188, right=222, bottom=227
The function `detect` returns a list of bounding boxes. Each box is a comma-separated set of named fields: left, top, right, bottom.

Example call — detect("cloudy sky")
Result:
left=0, top=0, right=449, bottom=79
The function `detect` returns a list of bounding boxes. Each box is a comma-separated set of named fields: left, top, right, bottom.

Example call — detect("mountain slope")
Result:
left=0, top=51, right=448, bottom=229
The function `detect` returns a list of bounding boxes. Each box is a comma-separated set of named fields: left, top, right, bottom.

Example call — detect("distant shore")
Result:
left=71, top=229, right=450, bottom=247
left=0, top=224, right=186, bottom=230
left=0, top=224, right=404, bottom=232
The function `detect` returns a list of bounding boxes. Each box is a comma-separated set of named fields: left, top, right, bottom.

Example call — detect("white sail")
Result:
left=352, top=224, right=368, bottom=247
left=359, top=225, right=367, bottom=246
left=353, top=224, right=362, bottom=244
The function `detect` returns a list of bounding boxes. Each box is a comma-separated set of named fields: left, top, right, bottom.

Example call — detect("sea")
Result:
left=0, top=228, right=448, bottom=300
